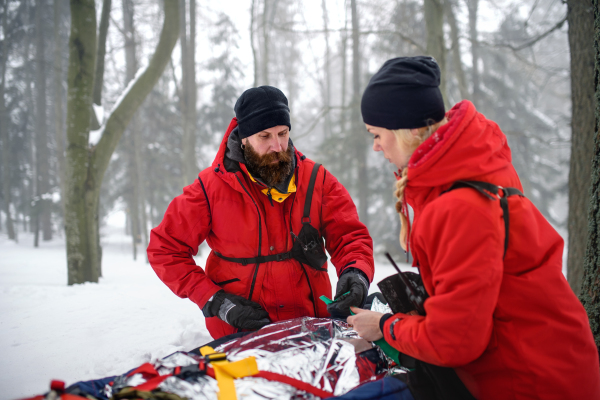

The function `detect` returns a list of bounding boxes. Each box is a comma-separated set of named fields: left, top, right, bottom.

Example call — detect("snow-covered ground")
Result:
left=0, top=220, right=406, bottom=400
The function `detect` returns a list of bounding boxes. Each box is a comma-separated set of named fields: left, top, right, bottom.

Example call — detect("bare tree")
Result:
left=424, top=0, right=448, bottom=108
left=445, top=0, right=469, bottom=101
left=579, top=0, right=600, bottom=350
left=466, top=0, right=481, bottom=104
left=54, top=0, right=66, bottom=217
left=121, top=0, right=143, bottom=261
left=351, top=0, right=368, bottom=225
left=180, top=0, right=198, bottom=186
left=0, top=0, right=16, bottom=241
left=566, top=0, right=596, bottom=295
left=91, top=0, right=111, bottom=130
left=64, top=0, right=179, bottom=284
left=321, top=0, right=332, bottom=138
left=34, top=0, right=52, bottom=245
left=250, top=0, right=258, bottom=87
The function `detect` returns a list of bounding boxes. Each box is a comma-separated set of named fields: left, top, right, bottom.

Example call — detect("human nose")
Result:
left=372, top=140, right=381, bottom=152
left=270, top=137, right=283, bottom=152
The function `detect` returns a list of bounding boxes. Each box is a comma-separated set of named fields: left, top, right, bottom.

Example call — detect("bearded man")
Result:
left=148, top=86, right=374, bottom=339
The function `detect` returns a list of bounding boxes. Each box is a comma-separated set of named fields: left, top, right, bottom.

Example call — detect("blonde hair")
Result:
left=393, top=118, right=447, bottom=250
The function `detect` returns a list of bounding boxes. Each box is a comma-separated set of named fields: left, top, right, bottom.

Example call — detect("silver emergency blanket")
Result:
left=106, top=317, right=389, bottom=400
left=370, top=295, right=393, bottom=314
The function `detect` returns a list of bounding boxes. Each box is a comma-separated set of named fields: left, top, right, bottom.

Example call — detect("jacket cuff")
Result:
left=341, top=262, right=374, bottom=283
left=379, top=313, right=393, bottom=333
left=383, top=313, right=407, bottom=342
left=190, top=285, right=222, bottom=310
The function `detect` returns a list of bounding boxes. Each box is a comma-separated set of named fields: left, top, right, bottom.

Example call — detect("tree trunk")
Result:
left=321, top=0, right=332, bottom=138
left=54, top=0, right=67, bottom=219
left=122, top=0, right=140, bottom=260
left=65, top=0, right=99, bottom=282
left=133, top=114, right=149, bottom=262
left=579, top=0, right=600, bottom=350
left=424, top=0, right=448, bottom=109
left=64, top=0, right=179, bottom=284
left=466, top=0, right=481, bottom=104
left=250, top=0, right=258, bottom=87
left=35, top=0, right=52, bottom=241
left=24, top=0, right=38, bottom=241
left=261, top=0, right=269, bottom=85
left=181, top=0, right=198, bottom=186
left=0, top=0, right=16, bottom=241
left=566, top=0, right=595, bottom=295
left=339, top=6, right=348, bottom=137
left=90, top=0, right=111, bottom=130
left=351, top=0, right=368, bottom=225
left=445, top=0, right=469, bottom=101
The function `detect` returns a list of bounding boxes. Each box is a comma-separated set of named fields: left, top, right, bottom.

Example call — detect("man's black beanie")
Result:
left=361, top=56, right=445, bottom=130
left=234, top=86, right=291, bottom=139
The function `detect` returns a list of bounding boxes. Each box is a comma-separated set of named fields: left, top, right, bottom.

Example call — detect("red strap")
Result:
left=126, top=361, right=332, bottom=397
left=50, top=380, right=65, bottom=392
left=255, top=371, right=333, bottom=398
left=61, top=395, right=91, bottom=400
left=127, top=363, right=160, bottom=378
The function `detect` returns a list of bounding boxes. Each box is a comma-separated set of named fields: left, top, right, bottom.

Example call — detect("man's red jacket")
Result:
left=148, top=118, right=374, bottom=339
left=383, top=100, right=600, bottom=399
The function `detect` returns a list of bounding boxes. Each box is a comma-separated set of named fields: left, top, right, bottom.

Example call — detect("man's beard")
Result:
left=243, top=142, right=294, bottom=188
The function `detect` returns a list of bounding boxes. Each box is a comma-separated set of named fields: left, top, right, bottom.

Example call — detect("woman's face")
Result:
left=367, top=124, right=414, bottom=169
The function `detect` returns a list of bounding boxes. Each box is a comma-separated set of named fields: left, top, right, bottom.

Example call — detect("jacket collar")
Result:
left=404, top=100, right=514, bottom=211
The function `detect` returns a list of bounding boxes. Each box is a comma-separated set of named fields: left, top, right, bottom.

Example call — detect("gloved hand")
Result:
left=327, top=268, right=370, bottom=318
left=202, top=290, right=270, bottom=330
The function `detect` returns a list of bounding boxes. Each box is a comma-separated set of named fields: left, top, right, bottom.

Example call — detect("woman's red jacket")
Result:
left=383, top=100, right=600, bottom=399
left=148, top=118, right=374, bottom=339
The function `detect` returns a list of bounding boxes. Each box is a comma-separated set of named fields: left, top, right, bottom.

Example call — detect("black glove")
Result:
left=327, top=268, right=370, bottom=318
left=202, top=290, right=270, bottom=330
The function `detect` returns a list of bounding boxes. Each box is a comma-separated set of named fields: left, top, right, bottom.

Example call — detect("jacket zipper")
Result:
left=234, top=174, right=262, bottom=302
left=289, top=167, right=318, bottom=317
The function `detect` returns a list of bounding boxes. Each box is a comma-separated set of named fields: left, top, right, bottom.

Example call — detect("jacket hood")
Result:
left=405, top=101, right=515, bottom=204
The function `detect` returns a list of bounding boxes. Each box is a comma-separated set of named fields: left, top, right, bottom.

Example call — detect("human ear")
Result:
left=409, top=128, right=420, bottom=137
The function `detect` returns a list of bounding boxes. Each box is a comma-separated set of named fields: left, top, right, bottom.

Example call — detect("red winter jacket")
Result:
left=383, top=101, right=600, bottom=399
left=148, top=118, right=374, bottom=339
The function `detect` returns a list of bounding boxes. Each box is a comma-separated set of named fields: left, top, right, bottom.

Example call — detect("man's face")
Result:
left=242, top=125, right=293, bottom=187
left=242, top=125, right=289, bottom=157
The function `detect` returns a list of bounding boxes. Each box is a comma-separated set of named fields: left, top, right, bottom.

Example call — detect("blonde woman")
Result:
left=347, top=56, right=600, bottom=399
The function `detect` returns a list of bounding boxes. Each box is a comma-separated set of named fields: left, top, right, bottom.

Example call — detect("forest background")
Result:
left=0, top=0, right=599, bottom=344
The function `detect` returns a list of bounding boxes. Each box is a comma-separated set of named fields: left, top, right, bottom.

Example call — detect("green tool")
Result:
left=319, top=292, right=350, bottom=305
left=319, top=294, right=401, bottom=365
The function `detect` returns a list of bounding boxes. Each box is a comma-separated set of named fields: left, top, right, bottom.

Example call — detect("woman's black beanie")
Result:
left=234, top=86, right=291, bottom=139
left=361, top=56, right=445, bottom=130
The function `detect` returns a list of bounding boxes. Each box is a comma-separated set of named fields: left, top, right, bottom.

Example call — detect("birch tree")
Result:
left=64, top=0, right=179, bottom=284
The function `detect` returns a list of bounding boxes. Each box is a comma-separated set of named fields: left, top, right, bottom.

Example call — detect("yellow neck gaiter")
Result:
left=247, top=171, right=296, bottom=203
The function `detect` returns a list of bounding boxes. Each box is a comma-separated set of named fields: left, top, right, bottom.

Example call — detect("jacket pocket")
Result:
left=215, top=278, right=241, bottom=286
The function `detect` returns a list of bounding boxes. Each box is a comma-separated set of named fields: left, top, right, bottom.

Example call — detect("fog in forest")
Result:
left=0, top=0, right=572, bottom=265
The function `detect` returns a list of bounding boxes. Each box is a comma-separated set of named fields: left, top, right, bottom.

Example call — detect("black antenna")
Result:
left=385, top=252, right=425, bottom=315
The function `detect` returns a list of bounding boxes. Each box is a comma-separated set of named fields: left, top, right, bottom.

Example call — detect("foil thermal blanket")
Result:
left=106, top=317, right=390, bottom=399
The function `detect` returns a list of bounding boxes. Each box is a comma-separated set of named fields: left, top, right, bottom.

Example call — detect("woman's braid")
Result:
left=394, top=168, right=409, bottom=250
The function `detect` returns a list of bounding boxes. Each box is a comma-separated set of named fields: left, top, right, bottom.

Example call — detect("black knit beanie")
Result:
left=361, top=56, right=445, bottom=130
left=234, top=86, right=291, bottom=139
